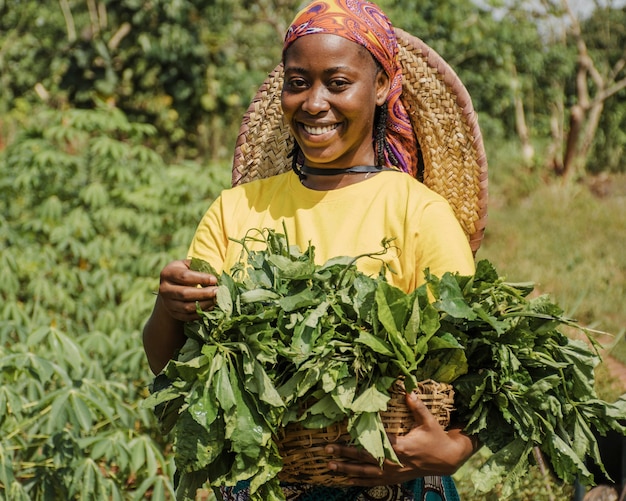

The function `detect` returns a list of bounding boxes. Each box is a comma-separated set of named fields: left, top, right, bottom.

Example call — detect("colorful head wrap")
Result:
left=283, top=0, right=418, bottom=175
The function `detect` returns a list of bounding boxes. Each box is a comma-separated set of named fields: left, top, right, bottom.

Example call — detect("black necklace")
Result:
left=295, top=164, right=394, bottom=179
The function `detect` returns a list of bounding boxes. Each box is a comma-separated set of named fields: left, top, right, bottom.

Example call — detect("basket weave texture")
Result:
left=277, top=379, right=454, bottom=486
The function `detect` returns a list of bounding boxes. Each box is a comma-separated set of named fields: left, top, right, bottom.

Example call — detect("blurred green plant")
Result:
left=0, top=0, right=292, bottom=161
left=0, top=104, right=230, bottom=498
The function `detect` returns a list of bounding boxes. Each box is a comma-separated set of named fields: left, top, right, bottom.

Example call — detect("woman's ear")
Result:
left=375, top=70, right=391, bottom=106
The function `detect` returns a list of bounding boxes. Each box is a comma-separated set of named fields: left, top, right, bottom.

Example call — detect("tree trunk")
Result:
left=561, top=104, right=583, bottom=178
left=546, top=89, right=565, bottom=175
left=553, top=0, right=625, bottom=179
left=511, top=65, right=535, bottom=164
left=577, top=100, right=605, bottom=174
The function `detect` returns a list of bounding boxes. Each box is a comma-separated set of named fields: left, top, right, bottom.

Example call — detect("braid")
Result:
left=374, top=104, right=400, bottom=168
left=385, top=139, right=400, bottom=167
left=375, top=105, right=387, bottom=167
left=288, top=141, right=304, bottom=180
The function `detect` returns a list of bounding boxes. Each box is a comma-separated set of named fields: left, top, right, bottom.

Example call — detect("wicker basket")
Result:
left=277, top=379, right=454, bottom=486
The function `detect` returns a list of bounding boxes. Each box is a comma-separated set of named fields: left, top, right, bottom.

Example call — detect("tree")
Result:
left=501, top=0, right=626, bottom=178
left=0, top=0, right=299, bottom=161
left=553, top=1, right=626, bottom=178
left=575, top=4, right=626, bottom=175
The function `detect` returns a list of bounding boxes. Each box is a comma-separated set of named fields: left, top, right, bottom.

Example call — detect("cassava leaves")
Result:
left=145, top=229, right=626, bottom=500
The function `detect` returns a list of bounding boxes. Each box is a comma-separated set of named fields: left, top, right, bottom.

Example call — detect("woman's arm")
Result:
left=142, top=259, right=218, bottom=375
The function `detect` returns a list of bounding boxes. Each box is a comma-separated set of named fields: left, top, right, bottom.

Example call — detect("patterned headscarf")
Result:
left=283, top=0, right=418, bottom=175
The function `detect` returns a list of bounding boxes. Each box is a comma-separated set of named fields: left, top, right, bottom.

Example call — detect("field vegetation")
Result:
left=1, top=0, right=625, bottom=499
left=453, top=140, right=626, bottom=500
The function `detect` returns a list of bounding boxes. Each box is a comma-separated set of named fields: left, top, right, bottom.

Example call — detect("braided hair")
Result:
left=375, top=104, right=399, bottom=168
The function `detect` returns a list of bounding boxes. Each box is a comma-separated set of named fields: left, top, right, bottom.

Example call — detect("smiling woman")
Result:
left=142, top=0, right=488, bottom=500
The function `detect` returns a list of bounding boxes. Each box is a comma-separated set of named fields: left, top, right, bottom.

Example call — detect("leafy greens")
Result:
left=144, top=228, right=626, bottom=500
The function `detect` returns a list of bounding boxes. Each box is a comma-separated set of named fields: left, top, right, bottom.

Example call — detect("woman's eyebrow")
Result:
left=284, top=65, right=354, bottom=74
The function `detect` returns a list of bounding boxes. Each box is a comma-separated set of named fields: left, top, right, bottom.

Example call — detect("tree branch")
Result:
left=609, top=58, right=625, bottom=82
left=87, top=0, right=100, bottom=37
left=58, top=0, right=77, bottom=43
left=108, top=22, right=131, bottom=51
left=593, top=76, right=626, bottom=106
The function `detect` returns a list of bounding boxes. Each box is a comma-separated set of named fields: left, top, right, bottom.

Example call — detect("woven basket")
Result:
left=277, top=379, right=454, bottom=486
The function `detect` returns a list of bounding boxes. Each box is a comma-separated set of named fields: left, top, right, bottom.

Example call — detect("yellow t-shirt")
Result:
left=188, top=170, right=474, bottom=293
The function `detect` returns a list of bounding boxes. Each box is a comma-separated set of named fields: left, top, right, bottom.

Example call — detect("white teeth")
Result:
left=303, top=124, right=338, bottom=135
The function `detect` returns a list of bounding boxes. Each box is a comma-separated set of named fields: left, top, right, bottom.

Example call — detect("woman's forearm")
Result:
left=142, top=295, right=187, bottom=375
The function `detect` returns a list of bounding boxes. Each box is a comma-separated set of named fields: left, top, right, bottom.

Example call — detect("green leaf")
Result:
left=375, top=283, right=414, bottom=365
left=426, top=348, right=468, bottom=383
left=215, top=362, right=236, bottom=412
left=351, top=386, right=390, bottom=413
left=375, top=282, right=410, bottom=336
left=278, top=288, right=319, bottom=312
left=190, top=257, right=219, bottom=276
left=331, top=376, right=357, bottom=411
left=225, top=364, right=271, bottom=457
left=403, top=295, right=421, bottom=345
left=216, top=284, right=234, bottom=316
left=174, top=412, right=220, bottom=472
left=419, top=304, right=441, bottom=337
left=349, top=412, right=395, bottom=466
left=240, top=288, right=280, bottom=303
left=544, top=432, right=593, bottom=484
left=68, top=390, right=95, bottom=431
left=268, top=254, right=316, bottom=279
left=433, top=273, right=477, bottom=319
left=354, top=331, right=394, bottom=357
left=303, top=393, right=345, bottom=422
left=248, top=359, right=285, bottom=409
left=188, top=386, right=219, bottom=428
left=472, top=438, right=532, bottom=493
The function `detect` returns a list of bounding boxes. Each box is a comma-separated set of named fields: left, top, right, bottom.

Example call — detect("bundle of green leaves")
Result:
left=144, top=228, right=626, bottom=501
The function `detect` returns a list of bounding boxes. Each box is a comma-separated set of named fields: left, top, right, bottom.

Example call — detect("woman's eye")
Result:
left=285, top=78, right=307, bottom=90
left=328, top=79, right=349, bottom=90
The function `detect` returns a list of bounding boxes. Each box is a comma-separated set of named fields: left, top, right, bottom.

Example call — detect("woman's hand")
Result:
left=143, top=259, right=219, bottom=374
left=324, top=391, right=475, bottom=486
left=157, top=259, right=219, bottom=322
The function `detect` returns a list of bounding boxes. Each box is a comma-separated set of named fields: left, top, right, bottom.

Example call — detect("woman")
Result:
left=143, top=1, right=481, bottom=499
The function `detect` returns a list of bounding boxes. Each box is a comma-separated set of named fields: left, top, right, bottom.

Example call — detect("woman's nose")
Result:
left=302, top=84, right=330, bottom=114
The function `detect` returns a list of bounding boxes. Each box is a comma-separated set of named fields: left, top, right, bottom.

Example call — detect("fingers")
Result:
left=158, top=260, right=220, bottom=321
left=405, top=390, right=436, bottom=427
left=325, top=444, right=378, bottom=465
left=324, top=444, right=407, bottom=486
left=325, top=444, right=382, bottom=484
left=322, top=393, right=463, bottom=485
left=160, top=260, right=218, bottom=288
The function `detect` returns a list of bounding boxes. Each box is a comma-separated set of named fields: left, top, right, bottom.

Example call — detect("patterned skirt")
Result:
left=219, top=476, right=460, bottom=501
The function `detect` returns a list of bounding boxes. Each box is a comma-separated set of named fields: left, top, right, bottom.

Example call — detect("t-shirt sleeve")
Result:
left=415, top=199, right=476, bottom=280
left=186, top=195, right=229, bottom=274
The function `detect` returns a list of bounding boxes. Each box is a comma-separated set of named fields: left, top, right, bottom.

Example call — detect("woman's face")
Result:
left=281, top=34, right=390, bottom=169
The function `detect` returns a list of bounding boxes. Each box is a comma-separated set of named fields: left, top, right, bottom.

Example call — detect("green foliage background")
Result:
left=1, top=0, right=625, bottom=499
left=0, top=106, right=229, bottom=499
left=1, top=0, right=626, bottom=170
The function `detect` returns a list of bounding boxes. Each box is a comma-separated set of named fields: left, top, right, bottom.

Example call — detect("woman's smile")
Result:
left=301, top=123, right=340, bottom=137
